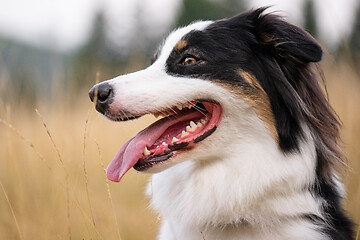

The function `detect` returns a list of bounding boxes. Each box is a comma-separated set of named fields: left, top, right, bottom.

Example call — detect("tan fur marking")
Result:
left=214, top=75, right=279, bottom=143
left=260, top=33, right=278, bottom=44
left=174, top=40, right=188, bottom=51
left=238, top=70, right=266, bottom=95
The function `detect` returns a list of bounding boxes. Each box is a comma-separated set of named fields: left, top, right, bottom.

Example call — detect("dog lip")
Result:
left=134, top=142, right=190, bottom=170
left=134, top=152, right=175, bottom=171
left=106, top=100, right=222, bottom=182
left=106, top=109, right=207, bottom=182
left=103, top=99, right=220, bottom=122
left=131, top=103, right=221, bottom=172
left=133, top=126, right=218, bottom=171
left=104, top=112, right=142, bottom=122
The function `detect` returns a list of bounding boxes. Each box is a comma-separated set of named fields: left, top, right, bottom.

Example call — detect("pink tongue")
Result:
left=106, top=111, right=203, bottom=182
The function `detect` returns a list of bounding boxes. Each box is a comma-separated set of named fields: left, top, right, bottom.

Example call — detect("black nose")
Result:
left=89, top=83, right=113, bottom=113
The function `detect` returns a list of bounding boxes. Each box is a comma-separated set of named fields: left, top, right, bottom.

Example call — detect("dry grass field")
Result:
left=0, top=60, right=359, bottom=239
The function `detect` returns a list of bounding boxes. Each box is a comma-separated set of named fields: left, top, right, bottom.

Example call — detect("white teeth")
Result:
left=183, top=103, right=191, bottom=109
left=175, top=103, right=194, bottom=110
left=197, top=122, right=202, bottom=127
left=200, top=118, right=206, bottom=124
left=143, top=147, right=150, bottom=156
left=186, top=121, right=197, bottom=132
left=172, top=137, right=179, bottom=143
left=162, top=142, right=167, bottom=146
left=153, top=102, right=197, bottom=118
left=154, top=111, right=173, bottom=118
left=181, top=130, right=189, bottom=138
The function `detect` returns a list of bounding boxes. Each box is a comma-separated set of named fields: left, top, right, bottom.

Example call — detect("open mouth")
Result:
left=106, top=101, right=222, bottom=182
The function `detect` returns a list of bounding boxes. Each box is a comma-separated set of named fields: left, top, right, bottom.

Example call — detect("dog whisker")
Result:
left=120, top=110, right=130, bottom=121
left=193, top=106, right=207, bottom=117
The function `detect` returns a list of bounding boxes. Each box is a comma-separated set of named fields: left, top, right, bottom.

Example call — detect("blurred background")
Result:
left=0, top=0, right=359, bottom=239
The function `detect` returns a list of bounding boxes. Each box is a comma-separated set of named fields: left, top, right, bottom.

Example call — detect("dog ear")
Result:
left=251, top=8, right=322, bottom=63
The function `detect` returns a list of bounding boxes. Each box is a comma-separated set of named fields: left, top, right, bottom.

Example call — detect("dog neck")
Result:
left=156, top=217, right=326, bottom=240
left=147, top=125, right=327, bottom=239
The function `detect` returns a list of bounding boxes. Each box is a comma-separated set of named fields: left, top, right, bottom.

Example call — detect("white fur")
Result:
left=98, top=22, right=329, bottom=239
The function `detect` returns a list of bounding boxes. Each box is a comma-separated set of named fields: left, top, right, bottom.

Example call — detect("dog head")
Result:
left=89, top=8, right=340, bottom=188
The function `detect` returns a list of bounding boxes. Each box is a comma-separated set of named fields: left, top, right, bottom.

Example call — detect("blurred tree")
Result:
left=72, top=11, right=107, bottom=87
left=71, top=0, right=248, bottom=89
left=176, top=0, right=245, bottom=27
left=303, top=0, right=318, bottom=38
left=71, top=8, right=150, bottom=89
left=70, top=11, right=126, bottom=88
left=349, top=3, right=360, bottom=65
left=0, top=37, right=63, bottom=103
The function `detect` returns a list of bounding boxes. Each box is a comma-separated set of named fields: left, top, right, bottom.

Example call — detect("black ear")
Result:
left=251, top=8, right=322, bottom=63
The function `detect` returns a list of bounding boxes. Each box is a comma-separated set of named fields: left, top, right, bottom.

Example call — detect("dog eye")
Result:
left=181, top=57, right=198, bottom=65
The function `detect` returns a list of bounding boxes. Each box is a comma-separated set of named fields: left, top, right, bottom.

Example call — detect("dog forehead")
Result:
left=155, top=21, right=213, bottom=64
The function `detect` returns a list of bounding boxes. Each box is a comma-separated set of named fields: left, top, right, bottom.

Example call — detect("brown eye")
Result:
left=182, top=57, right=197, bottom=65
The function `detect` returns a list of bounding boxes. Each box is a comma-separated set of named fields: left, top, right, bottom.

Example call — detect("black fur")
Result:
left=164, top=8, right=355, bottom=239
left=165, top=8, right=322, bottom=152
left=309, top=151, right=355, bottom=240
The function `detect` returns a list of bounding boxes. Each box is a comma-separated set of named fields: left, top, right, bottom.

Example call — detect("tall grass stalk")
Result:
left=200, top=231, right=206, bottom=240
left=35, top=109, right=105, bottom=239
left=82, top=109, right=97, bottom=228
left=0, top=180, right=24, bottom=240
left=0, top=118, right=51, bottom=171
left=95, top=139, right=122, bottom=240
left=35, top=109, right=73, bottom=239
left=71, top=190, right=105, bottom=240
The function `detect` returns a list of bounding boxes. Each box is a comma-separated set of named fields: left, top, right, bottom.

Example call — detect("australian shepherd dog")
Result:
left=89, top=8, right=354, bottom=240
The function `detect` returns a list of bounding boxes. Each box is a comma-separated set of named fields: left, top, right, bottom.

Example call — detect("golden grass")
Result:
left=0, top=60, right=359, bottom=239
left=0, top=98, right=159, bottom=239
left=0, top=180, right=24, bottom=240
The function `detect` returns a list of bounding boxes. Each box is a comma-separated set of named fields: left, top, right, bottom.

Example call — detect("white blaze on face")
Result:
left=104, top=20, right=215, bottom=116
left=151, top=20, right=213, bottom=68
